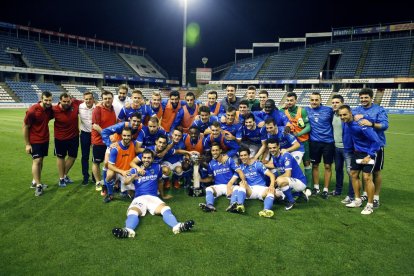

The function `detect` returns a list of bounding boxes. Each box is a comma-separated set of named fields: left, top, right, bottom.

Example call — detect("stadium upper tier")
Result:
left=0, top=35, right=166, bottom=79
left=222, top=36, right=414, bottom=80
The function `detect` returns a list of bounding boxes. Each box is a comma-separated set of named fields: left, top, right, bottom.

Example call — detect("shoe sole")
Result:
left=259, top=210, right=274, bottom=218
left=112, top=228, right=129, bottom=238
left=199, top=204, right=215, bottom=212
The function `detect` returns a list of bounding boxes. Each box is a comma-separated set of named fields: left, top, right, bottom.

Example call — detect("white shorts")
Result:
left=291, top=151, right=304, bottom=165
left=116, top=173, right=135, bottom=192
left=247, top=185, right=268, bottom=200
left=287, top=178, right=306, bottom=192
left=207, top=184, right=237, bottom=197
left=128, top=195, right=164, bottom=216
left=161, top=160, right=182, bottom=170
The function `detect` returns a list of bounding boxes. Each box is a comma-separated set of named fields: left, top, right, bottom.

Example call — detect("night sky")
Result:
left=0, top=0, right=412, bottom=79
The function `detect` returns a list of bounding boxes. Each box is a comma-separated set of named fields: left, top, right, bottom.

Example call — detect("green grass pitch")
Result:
left=0, top=109, right=413, bottom=275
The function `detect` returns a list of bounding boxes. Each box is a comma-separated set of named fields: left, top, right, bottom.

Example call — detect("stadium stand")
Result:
left=360, top=37, right=414, bottom=78
left=119, top=54, right=166, bottom=78
left=0, top=35, right=56, bottom=69
left=223, top=56, right=267, bottom=80
left=381, top=89, right=414, bottom=109
left=295, top=45, right=332, bottom=79
left=6, top=81, right=62, bottom=103
left=84, top=48, right=136, bottom=76
left=0, top=85, right=14, bottom=102
left=61, top=84, right=102, bottom=100
left=333, top=41, right=365, bottom=79
left=101, top=86, right=119, bottom=95
left=256, top=49, right=306, bottom=80
left=41, top=42, right=98, bottom=73
left=267, top=89, right=288, bottom=106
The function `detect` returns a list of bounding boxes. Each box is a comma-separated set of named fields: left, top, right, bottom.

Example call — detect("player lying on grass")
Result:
left=112, top=149, right=194, bottom=238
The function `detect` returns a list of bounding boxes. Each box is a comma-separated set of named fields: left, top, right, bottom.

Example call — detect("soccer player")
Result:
left=236, top=113, right=262, bottom=159
left=203, top=121, right=240, bottom=162
left=23, top=91, right=54, bottom=196
left=245, top=85, right=260, bottom=110
left=53, top=92, right=82, bottom=187
left=136, top=117, right=167, bottom=153
left=131, top=135, right=175, bottom=198
left=331, top=95, right=354, bottom=203
left=251, top=90, right=268, bottom=111
left=112, top=84, right=130, bottom=117
left=160, top=90, right=182, bottom=133
left=353, top=88, right=388, bottom=208
left=146, top=91, right=164, bottom=122
left=177, top=125, right=212, bottom=189
left=339, top=105, right=380, bottom=215
left=161, top=127, right=186, bottom=189
left=265, top=139, right=308, bottom=210
left=118, top=89, right=154, bottom=123
left=306, top=92, right=334, bottom=198
left=171, top=91, right=200, bottom=133
left=220, top=84, right=242, bottom=110
left=220, top=106, right=242, bottom=138
left=105, top=127, right=136, bottom=203
left=255, top=99, right=289, bottom=128
left=101, top=112, right=142, bottom=147
left=91, top=90, right=117, bottom=190
left=191, top=105, right=218, bottom=134
left=112, top=149, right=195, bottom=238
left=231, top=147, right=276, bottom=218
left=199, top=143, right=246, bottom=212
left=79, top=91, right=95, bottom=185
left=283, top=92, right=312, bottom=185
left=260, top=118, right=303, bottom=164
left=206, top=90, right=225, bottom=116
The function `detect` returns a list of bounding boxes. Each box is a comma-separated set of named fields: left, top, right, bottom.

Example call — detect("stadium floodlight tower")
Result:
left=182, top=0, right=188, bottom=87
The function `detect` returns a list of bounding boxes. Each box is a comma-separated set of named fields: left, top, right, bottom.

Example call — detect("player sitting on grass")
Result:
left=112, top=149, right=195, bottom=238
left=264, top=138, right=309, bottom=211
left=198, top=143, right=246, bottom=212
left=229, top=147, right=276, bottom=218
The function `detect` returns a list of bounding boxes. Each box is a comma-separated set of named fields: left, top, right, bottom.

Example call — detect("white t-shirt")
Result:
left=113, top=95, right=131, bottom=117
left=79, top=102, right=95, bottom=132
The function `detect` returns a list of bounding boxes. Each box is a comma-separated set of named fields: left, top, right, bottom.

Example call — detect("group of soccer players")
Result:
left=23, top=84, right=387, bottom=238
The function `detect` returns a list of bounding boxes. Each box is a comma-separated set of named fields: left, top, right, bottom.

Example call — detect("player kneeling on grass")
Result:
left=105, top=127, right=136, bottom=203
left=198, top=143, right=246, bottom=212
left=112, top=149, right=195, bottom=238
left=264, top=138, right=309, bottom=211
left=229, top=147, right=276, bottom=218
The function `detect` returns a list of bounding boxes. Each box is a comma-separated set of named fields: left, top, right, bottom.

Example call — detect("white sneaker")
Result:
left=341, top=196, right=352, bottom=204
left=361, top=204, right=374, bottom=215
left=346, top=199, right=362, bottom=208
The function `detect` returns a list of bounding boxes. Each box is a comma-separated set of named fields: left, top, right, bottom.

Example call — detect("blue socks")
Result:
left=106, top=179, right=114, bottom=195
left=264, top=195, right=274, bottom=210
left=125, top=214, right=139, bottom=230
left=230, top=191, right=238, bottom=204
left=237, top=187, right=246, bottom=205
left=282, top=186, right=295, bottom=203
left=162, top=209, right=179, bottom=228
left=206, top=190, right=214, bottom=205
